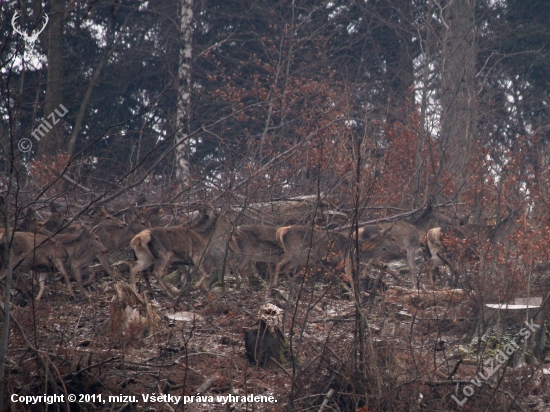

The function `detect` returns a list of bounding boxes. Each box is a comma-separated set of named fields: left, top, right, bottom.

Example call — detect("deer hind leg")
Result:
left=193, top=262, right=213, bottom=292
left=53, top=258, right=75, bottom=298
left=424, top=259, right=437, bottom=289
left=407, top=248, right=418, bottom=288
left=272, top=254, right=293, bottom=288
left=150, top=253, right=175, bottom=298
left=36, top=272, right=47, bottom=302
left=74, top=268, right=87, bottom=297
left=97, top=254, right=116, bottom=282
left=130, top=251, right=153, bottom=292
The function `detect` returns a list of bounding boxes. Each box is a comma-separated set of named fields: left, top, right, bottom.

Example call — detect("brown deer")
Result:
left=129, top=227, right=210, bottom=298
left=230, top=225, right=283, bottom=281
left=44, top=203, right=90, bottom=234
left=272, top=225, right=406, bottom=287
left=43, top=204, right=130, bottom=234
left=53, top=228, right=110, bottom=297
left=129, top=207, right=246, bottom=297
left=0, top=232, right=72, bottom=301
left=0, top=227, right=111, bottom=300
left=420, top=210, right=521, bottom=288
left=92, top=207, right=146, bottom=252
left=16, top=205, right=133, bottom=283
left=356, top=221, right=422, bottom=286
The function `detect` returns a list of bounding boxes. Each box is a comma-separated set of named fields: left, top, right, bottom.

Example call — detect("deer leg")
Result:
left=54, top=258, right=75, bottom=298
left=435, top=252, right=459, bottom=287
left=272, top=255, right=291, bottom=288
left=150, top=253, right=175, bottom=298
left=407, top=248, right=418, bottom=288
left=272, top=261, right=281, bottom=287
left=193, top=264, right=213, bottom=292
left=141, top=268, right=154, bottom=297
left=36, top=272, right=47, bottom=302
left=74, top=267, right=87, bottom=297
left=97, top=254, right=115, bottom=282
left=83, top=270, right=96, bottom=287
left=130, top=253, right=153, bottom=292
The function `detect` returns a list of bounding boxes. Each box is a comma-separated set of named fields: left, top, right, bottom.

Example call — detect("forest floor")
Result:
left=3, top=263, right=550, bottom=411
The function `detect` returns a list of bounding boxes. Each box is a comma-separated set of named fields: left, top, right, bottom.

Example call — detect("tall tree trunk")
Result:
left=413, top=2, right=434, bottom=206
left=41, top=0, right=65, bottom=157
left=436, top=0, right=477, bottom=202
left=174, top=0, right=194, bottom=183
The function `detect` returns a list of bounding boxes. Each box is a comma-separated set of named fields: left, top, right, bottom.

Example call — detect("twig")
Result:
left=269, top=357, right=293, bottom=378
left=318, top=388, right=334, bottom=412
left=421, top=380, right=475, bottom=386
left=51, top=168, right=92, bottom=192
left=116, top=402, right=133, bottom=412
left=63, top=356, right=121, bottom=380
left=195, top=375, right=217, bottom=394
left=446, top=359, right=463, bottom=380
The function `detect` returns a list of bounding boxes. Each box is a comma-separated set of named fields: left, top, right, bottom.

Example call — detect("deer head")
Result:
left=12, top=10, right=49, bottom=51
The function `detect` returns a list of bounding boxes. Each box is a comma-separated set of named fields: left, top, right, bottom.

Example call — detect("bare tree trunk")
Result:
left=41, top=0, right=65, bottom=156
left=436, top=0, right=477, bottom=202
left=413, top=2, right=434, bottom=206
left=174, top=0, right=194, bottom=183
left=0, top=196, right=13, bottom=411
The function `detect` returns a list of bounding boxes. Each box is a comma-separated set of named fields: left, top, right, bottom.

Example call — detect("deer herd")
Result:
left=0, top=197, right=523, bottom=302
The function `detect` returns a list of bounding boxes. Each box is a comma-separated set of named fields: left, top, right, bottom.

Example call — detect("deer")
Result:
left=16, top=205, right=135, bottom=284
left=419, top=210, right=521, bottom=288
left=230, top=225, right=283, bottom=281
left=129, top=206, right=247, bottom=298
left=355, top=221, right=422, bottom=287
left=129, top=226, right=211, bottom=298
left=271, top=225, right=407, bottom=287
left=0, top=232, right=72, bottom=301
left=53, top=228, right=110, bottom=297
left=43, top=203, right=91, bottom=234
left=0, top=225, right=112, bottom=301
left=90, top=207, right=147, bottom=251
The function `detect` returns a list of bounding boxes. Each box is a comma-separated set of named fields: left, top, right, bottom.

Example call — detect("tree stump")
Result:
left=244, top=304, right=293, bottom=368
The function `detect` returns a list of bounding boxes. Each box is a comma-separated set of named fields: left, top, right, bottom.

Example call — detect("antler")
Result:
left=11, top=10, right=49, bottom=45
left=29, top=13, right=49, bottom=43
left=11, top=10, right=25, bottom=37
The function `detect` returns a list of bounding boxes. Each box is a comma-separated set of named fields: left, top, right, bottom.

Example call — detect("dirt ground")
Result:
left=3, top=266, right=550, bottom=411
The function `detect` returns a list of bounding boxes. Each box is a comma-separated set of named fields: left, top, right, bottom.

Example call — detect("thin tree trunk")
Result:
left=41, top=0, right=65, bottom=156
left=174, top=0, right=194, bottom=183
left=0, top=196, right=13, bottom=411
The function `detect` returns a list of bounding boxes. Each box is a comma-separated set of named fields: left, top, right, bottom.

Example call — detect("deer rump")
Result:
left=273, top=226, right=349, bottom=286
left=130, top=227, right=210, bottom=298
